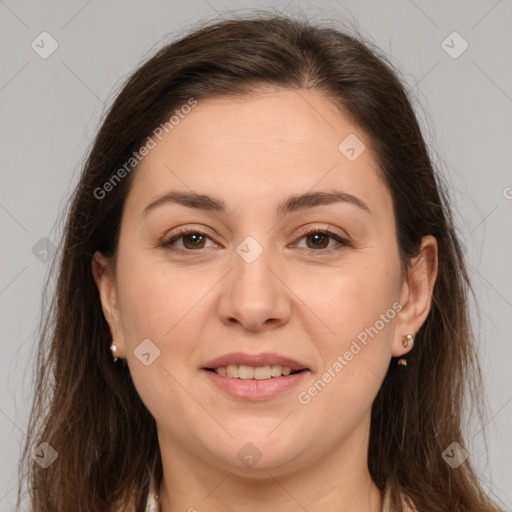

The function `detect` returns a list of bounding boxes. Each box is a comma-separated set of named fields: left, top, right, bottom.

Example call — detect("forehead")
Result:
left=125, top=88, right=389, bottom=217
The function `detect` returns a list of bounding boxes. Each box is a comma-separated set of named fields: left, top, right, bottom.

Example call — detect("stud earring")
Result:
left=110, top=342, right=127, bottom=367
left=397, top=334, right=415, bottom=368
left=402, top=333, right=415, bottom=349
left=110, top=343, right=118, bottom=363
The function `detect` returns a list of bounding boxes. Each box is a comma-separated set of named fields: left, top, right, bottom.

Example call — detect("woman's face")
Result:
left=94, top=87, right=434, bottom=475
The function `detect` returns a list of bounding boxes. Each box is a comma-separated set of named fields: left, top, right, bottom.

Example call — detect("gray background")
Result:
left=1, top=0, right=511, bottom=509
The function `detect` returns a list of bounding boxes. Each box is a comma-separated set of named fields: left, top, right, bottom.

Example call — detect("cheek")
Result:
left=114, top=252, right=206, bottom=425
left=113, top=247, right=210, bottom=414
left=116, top=243, right=198, bottom=340
left=295, top=246, right=401, bottom=405
left=295, top=270, right=398, bottom=433
left=300, top=251, right=400, bottom=346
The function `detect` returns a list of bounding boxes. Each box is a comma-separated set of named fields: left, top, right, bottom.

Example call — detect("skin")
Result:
left=93, top=87, right=437, bottom=512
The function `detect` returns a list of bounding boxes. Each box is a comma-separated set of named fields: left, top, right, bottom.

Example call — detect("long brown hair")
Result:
left=18, top=10, right=503, bottom=512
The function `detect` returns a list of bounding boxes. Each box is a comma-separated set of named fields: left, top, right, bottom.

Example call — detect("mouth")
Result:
left=203, top=365, right=306, bottom=380
left=201, top=352, right=310, bottom=400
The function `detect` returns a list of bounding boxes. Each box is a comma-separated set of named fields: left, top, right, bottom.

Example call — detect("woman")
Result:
left=19, top=11, right=503, bottom=512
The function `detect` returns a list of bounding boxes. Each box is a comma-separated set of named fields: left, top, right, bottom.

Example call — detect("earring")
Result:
left=110, top=343, right=118, bottom=363
left=402, top=333, right=415, bottom=349
left=398, top=334, right=415, bottom=368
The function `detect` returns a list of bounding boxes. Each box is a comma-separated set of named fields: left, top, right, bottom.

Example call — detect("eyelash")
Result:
left=160, top=225, right=351, bottom=257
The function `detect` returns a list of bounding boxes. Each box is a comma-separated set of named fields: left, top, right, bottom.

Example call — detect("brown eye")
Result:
left=181, top=232, right=207, bottom=249
left=304, top=232, right=331, bottom=250
left=294, top=227, right=351, bottom=254
left=161, top=228, right=215, bottom=254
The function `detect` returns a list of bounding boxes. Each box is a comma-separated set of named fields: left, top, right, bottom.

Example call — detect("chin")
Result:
left=199, top=432, right=308, bottom=474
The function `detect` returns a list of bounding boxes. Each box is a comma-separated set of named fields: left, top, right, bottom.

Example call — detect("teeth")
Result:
left=226, top=365, right=239, bottom=378
left=238, top=365, right=254, bottom=379
left=254, top=366, right=272, bottom=380
left=270, top=364, right=283, bottom=377
left=214, top=364, right=294, bottom=379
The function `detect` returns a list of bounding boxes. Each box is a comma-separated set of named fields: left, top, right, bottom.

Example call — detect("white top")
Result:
left=144, top=472, right=403, bottom=511
left=144, top=469, right=159, bottom=512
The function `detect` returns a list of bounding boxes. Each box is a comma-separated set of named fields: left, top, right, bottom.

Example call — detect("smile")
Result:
left=208, top=364, right=302, bottom=380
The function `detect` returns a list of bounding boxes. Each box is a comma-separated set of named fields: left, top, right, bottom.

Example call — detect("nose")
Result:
left=217, top=242, right=292, bottom=332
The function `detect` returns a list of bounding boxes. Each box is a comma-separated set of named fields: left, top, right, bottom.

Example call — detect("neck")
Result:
left=155, top=422, right=383, bottom=512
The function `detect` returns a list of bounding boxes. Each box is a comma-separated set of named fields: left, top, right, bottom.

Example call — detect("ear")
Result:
left=392, top=235, right=438, bottom=357
left=91, top=251, right=127, bottom=358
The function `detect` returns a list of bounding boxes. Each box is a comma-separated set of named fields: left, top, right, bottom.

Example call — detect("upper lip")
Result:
left=203, top=352, right=309, bottom=371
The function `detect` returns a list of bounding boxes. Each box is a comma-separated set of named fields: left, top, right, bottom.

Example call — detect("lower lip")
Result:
left=202, top=369, right=309, bottom=400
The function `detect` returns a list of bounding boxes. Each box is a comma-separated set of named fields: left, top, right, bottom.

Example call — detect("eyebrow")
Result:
left=142, top=190, right=371, bottom=217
